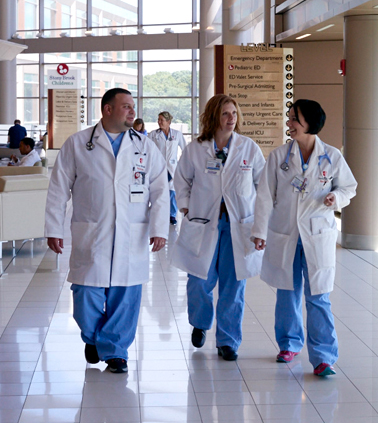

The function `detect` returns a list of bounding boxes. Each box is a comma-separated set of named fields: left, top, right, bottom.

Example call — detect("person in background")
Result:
left=133, top=118, right=148, bottom=136
left=45, top=88, right=169, bottom=374
left=8, top=137, right=41, bottom=167
left=171, top=94, right=265, bottom=361
left=8, top=119, right=27, bottom=149
left=252, top=99, right=357, bottom=376
left=149, top=111, right=186, bottom=225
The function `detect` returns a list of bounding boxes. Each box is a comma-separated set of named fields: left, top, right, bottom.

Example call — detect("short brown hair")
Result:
left=198, top=94, right=242, bottom=142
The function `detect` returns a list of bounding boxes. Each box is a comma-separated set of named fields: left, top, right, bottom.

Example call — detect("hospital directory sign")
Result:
left=47, top=65, right=81, bottom=149
left=215, top=45, right=294, bottom=158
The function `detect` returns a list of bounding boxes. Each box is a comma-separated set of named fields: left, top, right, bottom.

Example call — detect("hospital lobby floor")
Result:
left=1, top=222, right=378, bottom=422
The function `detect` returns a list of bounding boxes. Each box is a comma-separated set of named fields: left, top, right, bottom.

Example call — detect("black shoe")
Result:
left=170, top=217, right=177, bottom=225
left=85, top=343, right=99, bottom=364
left=192, top=327, right=206, bottom=348
left=106, top=358, right=128, bottom=373
left=217, top=346, right=238, bottom=361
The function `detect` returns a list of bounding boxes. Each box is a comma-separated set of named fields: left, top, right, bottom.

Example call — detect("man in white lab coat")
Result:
left=149, top=111, right=186, bottom=225
left=45, top=88, right=169, bottom=373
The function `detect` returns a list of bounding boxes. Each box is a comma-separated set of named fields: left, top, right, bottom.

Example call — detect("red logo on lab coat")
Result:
left=243, top=160, right=247, bottom=165
left=140, top=158, right=143, bottom=164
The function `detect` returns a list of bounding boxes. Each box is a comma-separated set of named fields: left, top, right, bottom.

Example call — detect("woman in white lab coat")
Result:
left=149, top=111, right=186, bottom=225
left=172, top=94, right=265, bottom=360
left=252, top=99, right=357, bottom=376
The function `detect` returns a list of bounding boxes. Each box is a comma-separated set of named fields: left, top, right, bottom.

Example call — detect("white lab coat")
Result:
left=148, top=128, right=186, bottom=190
left=251, top=136, right=357, bottom=295
left=15, top=149, right=41, bottom=166
left=171, top=133, right=266, bottom=281
left=44, top=122, right=170, bottom=287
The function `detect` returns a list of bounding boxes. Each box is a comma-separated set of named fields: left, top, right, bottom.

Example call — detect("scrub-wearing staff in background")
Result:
left=171, top=94, right=265, bottom=361
left=45, top=88, right=169, bottom=374
left=252, top=99, right=357, bottom=376
left=149, top=111, right=186, bottom=225
left=133, top=118, right=148, bottom=136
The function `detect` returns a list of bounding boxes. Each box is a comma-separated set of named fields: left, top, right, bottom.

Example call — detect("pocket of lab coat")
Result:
left=236, top=171, right=252, bottom=197
left=71, top=222, right=97, bottom=264
left=130, top=223, right=149, bottom=259
left=265, top=228, right=291, bottom=268
left=309, top=217, right=337, bottom=268
left=177, top=216, right=208, bottom=256
left=239, top=215, right=256, bottom=256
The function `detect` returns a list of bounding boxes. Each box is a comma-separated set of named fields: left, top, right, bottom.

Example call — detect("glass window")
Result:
left=44, top=0, right=86, bottom=29
left=143, top=62, right=192, bottom=97
left=143, top=50, right=192, bottom=61
left=92, top=0, right=137, bottom=28
left=142, top=0, right=192, bottom=25
left=91, top=98, right=101, bottom=125
left=142, top=98, right=192, bottom=132
left=128, top=84, right=137, bottom=97
left=17, top=65, right=39, bottom=97
left=17, top=53, right=39, bottom=66
left=92, top=80, right=101, bottom=97
left=91, top=63, right=137, bottom=96
left=44, top=52, right=87, bottom=64
left=91, top=51, right=138, bottom=65
left=44, top=0, right=57, bottom=29
left=17, top=0, right=38, bottom=34
left=17, top=98, right=39, bottom=125
left=61, top=4, right=72, bottom=28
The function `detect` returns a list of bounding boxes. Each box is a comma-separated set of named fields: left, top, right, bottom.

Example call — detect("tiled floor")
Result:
left=1, top=217, right=378, bottom=422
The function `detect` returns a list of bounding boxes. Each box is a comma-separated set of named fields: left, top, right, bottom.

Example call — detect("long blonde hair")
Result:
left=198, top=94, right=242, bottom=142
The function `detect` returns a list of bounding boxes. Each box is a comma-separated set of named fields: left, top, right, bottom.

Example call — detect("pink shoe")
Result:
left=276, top=350, right=300, bottom=363
left=314, top=363, right=336, bottom=376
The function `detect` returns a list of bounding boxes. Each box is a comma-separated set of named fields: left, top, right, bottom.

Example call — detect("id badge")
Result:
left=205, top=158, right=222, bottom=174
left=130, top=184, right=145, bottom=203
left=291, top=175, right=307, bottom=193
left=134, top=171, right=145, bottom=185
left=135, top=154, right=146, bottom=172
left=169, top=159, right=176, bottom=165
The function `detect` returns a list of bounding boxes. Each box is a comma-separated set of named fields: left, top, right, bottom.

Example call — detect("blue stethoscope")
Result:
left=86, top=125, right=141, bottom=151
left=280, top=140, right=332, bottom=172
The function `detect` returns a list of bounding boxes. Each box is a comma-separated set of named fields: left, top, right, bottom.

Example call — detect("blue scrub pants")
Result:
left=275, top=238, right=338, bottom=368
left=71, top=284, right=142, bottom=361
left=170, top=190, right=177, bottom=218
left=187, top=213, right=246, bottom=351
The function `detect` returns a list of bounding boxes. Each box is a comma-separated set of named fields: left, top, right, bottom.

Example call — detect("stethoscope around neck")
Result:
left=86, top=125, right=141, bottom=151
left=280, top=139, right=332, bottom=171
left=158, top=127, right=172, bottom=141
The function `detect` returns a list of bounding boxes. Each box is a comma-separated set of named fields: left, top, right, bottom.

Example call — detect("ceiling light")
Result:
left=296, top=33, right=311, bottom=39
left=374, top=4, right=378, bottom=8
left=137, top=28, right=146, bottom=34
left=109, top=29, right=122, bottom=36
left=11, top=33, right=21, bottom=39
left=192, top=25, right=200, bottom=31
left=164, top=28, right=173, bottom=33
left=85, top=30, right=95, bottom=36
left=206, top=26, right=214, bottom=31
left=316, top=24, right=335, bottom=32
left=36, top=32, right=45, bottom=38
left=60, top=31, right=69, bottom=37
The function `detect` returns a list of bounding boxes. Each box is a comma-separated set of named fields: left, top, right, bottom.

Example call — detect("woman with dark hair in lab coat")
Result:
left=252, top=99, right=357, bottom=376
left=172, top=94, right=265, bottom=360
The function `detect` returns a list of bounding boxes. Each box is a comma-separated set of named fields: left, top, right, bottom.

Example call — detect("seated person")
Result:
left=8, top=138, right=41, bottom=167
left=8, top=119, right=27, bottom=149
